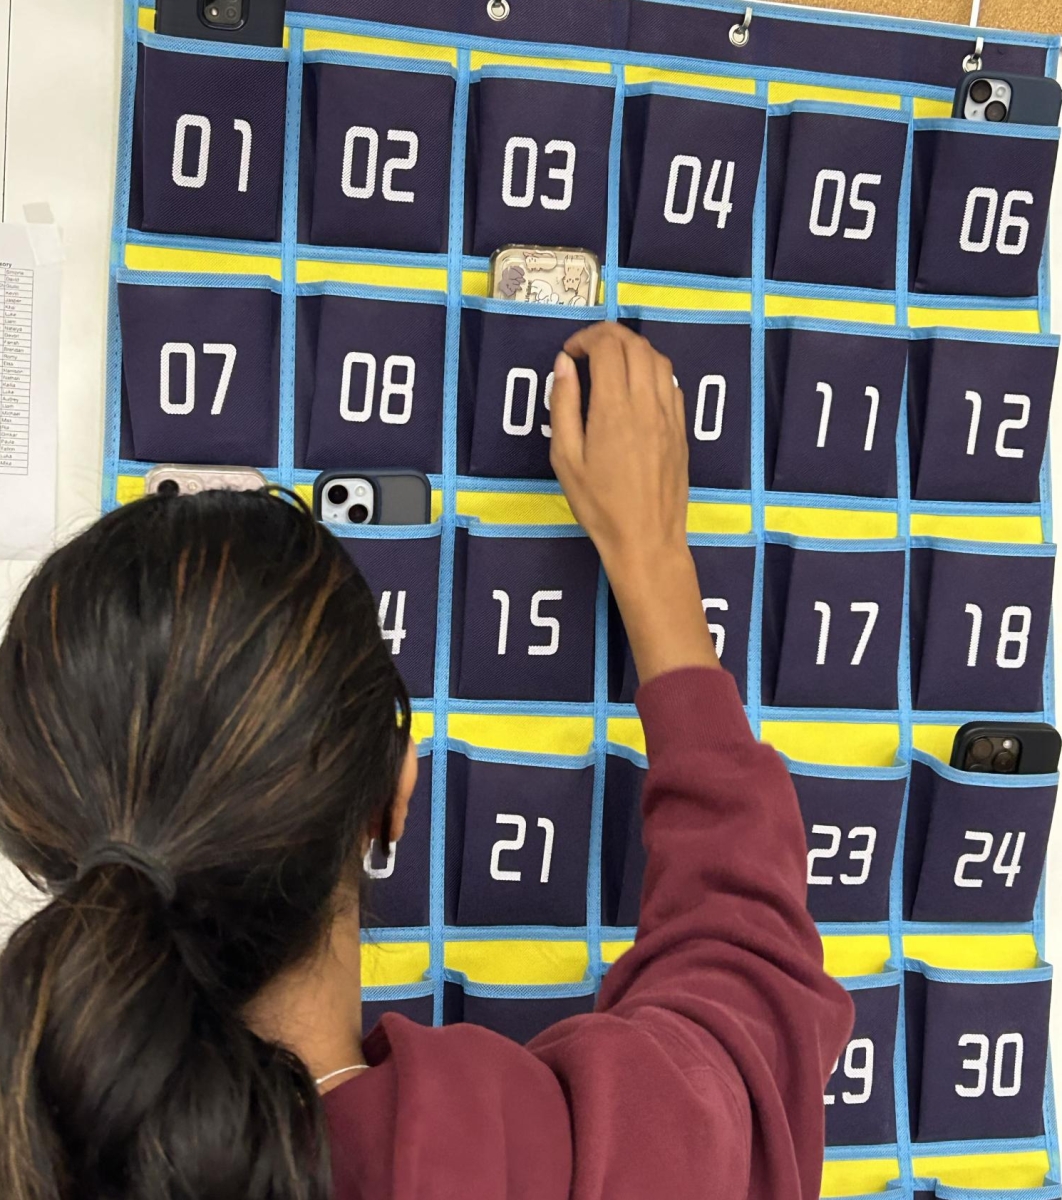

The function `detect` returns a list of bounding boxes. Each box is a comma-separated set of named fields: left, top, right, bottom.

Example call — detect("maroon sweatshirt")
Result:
left=324, top=667, right=854, bottom=1199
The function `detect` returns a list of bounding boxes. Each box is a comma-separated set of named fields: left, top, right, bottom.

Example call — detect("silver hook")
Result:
left=487, top=0, right=510, bottom=21
left=963, top=35, right=984, bottom=73
left=729, top=6, right=752, bottom=48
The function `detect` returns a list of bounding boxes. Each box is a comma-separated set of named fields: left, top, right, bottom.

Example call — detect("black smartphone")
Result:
left=954, top=71, right=1062, bottom=126
left=155, top=0, right=286, bottom=46
left=313, top=470, right=432, bottom=527
left=951, top=721, right=1062, bottom=775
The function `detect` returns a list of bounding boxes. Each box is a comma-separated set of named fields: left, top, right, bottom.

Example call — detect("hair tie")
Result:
left=76, top=841, right=177, bottom=904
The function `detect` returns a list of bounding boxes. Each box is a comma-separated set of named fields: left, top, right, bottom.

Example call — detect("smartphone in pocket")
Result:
left=951, top=721, right=1062, bottom=774
left=954, top=71, right=1061, bottom=126
left=313, top=470, right=432, bottom=527
left=144, top=464, right=269, bottom=496
left=155, top=0, right=286, bottom=46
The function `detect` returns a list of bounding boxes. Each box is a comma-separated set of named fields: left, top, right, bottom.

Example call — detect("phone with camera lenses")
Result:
left=144, top=464, right=269, bottom=497
left=954, top=71, right=1061, bottom=126
left=313, top=470, right=432, bottom=528
left=155, top=0, right=286, bottom=46
left=951, top=721, right=1061, bottom=775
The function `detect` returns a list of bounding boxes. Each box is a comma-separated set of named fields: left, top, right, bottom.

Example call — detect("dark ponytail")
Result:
left=0, top=490, right=410, bottom=1200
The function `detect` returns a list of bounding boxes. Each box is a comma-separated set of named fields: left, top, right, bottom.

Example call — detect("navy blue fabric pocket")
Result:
left=600, top=751, right=646, bottom=929
left=300, top=62, right=454, bottom=252
left=131, top=45, right=287, bottom=241
left=295, top=293, right=446, bottom=473
left=362, top=753, right=432, bottom=929
left=443, top=977, right=595, bottom=1043
left=118, top=283, right=280, bottom=466
left=620, top=91, right=765, bottom=278
left=362, top=988, right=434, bottom=1036
left=825, top=977, right=899, bottom=1147
left=903, top=757, right=1056, bottom=924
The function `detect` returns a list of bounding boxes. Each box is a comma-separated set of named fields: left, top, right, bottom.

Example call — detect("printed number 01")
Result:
left=960, top=188, right=1032, bottom=256
left=160, top=342, right=237, bottom=416
left=172, top=115, right=253, bottom=193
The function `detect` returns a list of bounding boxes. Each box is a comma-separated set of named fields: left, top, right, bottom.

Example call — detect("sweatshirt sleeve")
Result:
left=529, top=667, right=854, bottom=1200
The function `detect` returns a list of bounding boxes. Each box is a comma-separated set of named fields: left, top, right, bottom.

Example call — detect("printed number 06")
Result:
left=960, top=188, right=1032, bottom=256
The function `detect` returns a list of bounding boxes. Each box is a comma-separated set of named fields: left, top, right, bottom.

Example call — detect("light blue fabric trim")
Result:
left=784, top=757, right=908, bottom=780
left=456, top=516, right=590, bottom=539
left=461, top=293, right=608, bottom=319
left=303, top=47, right=456, bottom=76
left=768, top=98, right=909, bottom=123
left=278, top=28, right=304, bottom=490
left=763, top=531, right=906, bottom=553
left=906, top=325, right=1059, bottom=348
left=765, top=489, right=898, bottom=512
left=325, top=520, right=442, bottom=541
left=448, top=697, right=595, bottom=717
left=442, top=968, right=597, bottom=1000
left=361, top=980, right=434, bottom=1002
left=624, top=80, right=768, bottom=110
left=126, top=229, right=283, bottom=257
left=446, top=739, right=596, bottom=770
left=910, top=748, right=1059, bottom=788
left=619, top=304, right=751, bottom=325
left=295, top=280, right=447, bottom=303
left=766, top=277, right=895, bottom=304
left=903, top=920, right=1035, bottom=937
left=473, top=64, right=617, bottom=88
left=908, top=1133, right=1051, bottom=1157
left=606, top=741, right=649, bottom=769
left=620, top=264, right=753, bottom=292
left=443, top=924, right=591, bottom=942
left=765, top=314, right=906, bottom=338
left=138, top=28, right=289, bottom=61
left=428, top=45, right=470, bottom=1026
left=909, top=536, right=1056, bottom=558
left=914, top=117, right=1060, bottom=141
left=903, top=957, right=1052, bottom=985
left=115, top=268, right=282, bottom=291
left=297, top=242, right=448, bottom=267
left=104, top=0, right=141, bottom=504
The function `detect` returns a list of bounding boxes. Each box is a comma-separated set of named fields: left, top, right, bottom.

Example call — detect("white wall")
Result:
left=0, top=0, right=122, bottom=934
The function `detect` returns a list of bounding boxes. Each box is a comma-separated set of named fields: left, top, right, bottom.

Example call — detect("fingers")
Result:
left=563, top=323, right=630, bottom=408
left=548, top=351, right=585, bottom=473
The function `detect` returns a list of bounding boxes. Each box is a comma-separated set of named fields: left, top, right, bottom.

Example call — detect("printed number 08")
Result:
left=340, top=352, right=415, bottom=425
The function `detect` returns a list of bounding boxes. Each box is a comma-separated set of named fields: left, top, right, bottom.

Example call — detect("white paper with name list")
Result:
left=0, top=221, right=61, bottom=561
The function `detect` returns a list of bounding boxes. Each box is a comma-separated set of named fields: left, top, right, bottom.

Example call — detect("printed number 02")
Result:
left=809, top=169, right=881, bottom=241
left=490, top=814, right=556, bottom=883
left=956, top=1032, right=1024, bottom=1098
left=824, top=1037, right=874, bottom=1106
left=964, top=603, right=1031, bottom=670
left=502, top=136, right=576, bottom=211
left=960, top=188, right=1033, bottom=256
left=160, top=342, right=237, bottom=416
left=173, top=115, right=253, bottom=193
left=342, top=126, right=419, bottom=203
left=340, top=353, right=415, bottom=425
left=663, top=155, right=735, bottom=229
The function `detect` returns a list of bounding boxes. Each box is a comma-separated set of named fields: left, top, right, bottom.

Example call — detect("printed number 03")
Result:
left=502, top=136, right=576, bottom=211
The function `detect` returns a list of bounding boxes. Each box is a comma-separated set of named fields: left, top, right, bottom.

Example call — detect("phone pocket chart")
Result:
left=105, top=0, right=1062, bottom=1193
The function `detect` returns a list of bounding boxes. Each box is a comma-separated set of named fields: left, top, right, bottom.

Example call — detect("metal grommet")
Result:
left=487, top=0, right=510, bottom=21
left=729, top=6, right=752, bottom=47
left=963, top=35, right=984, bottom=73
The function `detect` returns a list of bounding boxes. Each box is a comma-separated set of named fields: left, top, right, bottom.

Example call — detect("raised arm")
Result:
left=532, top=323, right=853, bottom=1200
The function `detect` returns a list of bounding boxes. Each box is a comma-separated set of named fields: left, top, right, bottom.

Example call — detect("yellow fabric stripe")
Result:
left=762, top=721, right=900, bottom=768
left=607, top=717, right=646, bottom=756
left=820, top=1157, right=901, bottom=1198
left=910, top=512, right=1043, bottom=544
left=462, top=270, right=490, bottom=297
left=410, top=712, right=434, bottom=745
left=687, top=502, right=753, bottom=534
left=768, top=81, right=901, bottom=110
left=294, top=483, right=314, bottom=509
left=138, top=6, right=154, bottom=30
left=470, top=50, right=610, bottom=74
left=913, top=1149, right=1050, bottom=1189
left=912, top=724, right=959, bottom=763
left=765, top=505, right=898, bottom=539
left=914, top=96, right=955, bottom=118
left=125, top=243, right=283, bottom=280
left=625, top=65, right=756, bottom=94
left=618, top=281, right=752, bottom=311
left=601, top=939, right=634, bottom=964
left=822, top=934, right=891, bottom=978
left=765, top=293, right=896, bottom=324
left=445, top=939, right=590, bottom=985
left=302, top=30, right=457, bottom=64
left=904, top=933, right=1040, bottom=971
left=447, top=713, right=594, bottom=757
left=456, top=490, right=577, bottom=525
left=908, top=306, right=1041, bottom=333
left=296, top=260, right=446, bottom=291
left=362, top=941, right=430, bottom=988
left=117, top=474, right=146, bottom=505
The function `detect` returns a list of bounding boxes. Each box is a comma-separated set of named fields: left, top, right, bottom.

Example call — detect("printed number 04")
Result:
left=663, top=155, right=735, bottom=228
left=160, top=342, right=237, bottom=416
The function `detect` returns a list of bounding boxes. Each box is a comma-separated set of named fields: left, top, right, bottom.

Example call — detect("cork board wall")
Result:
left=774, top=0, right=1060, bottom=38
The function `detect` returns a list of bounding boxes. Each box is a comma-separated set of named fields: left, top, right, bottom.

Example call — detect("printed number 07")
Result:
left=160, top=342, right=237, bottom=416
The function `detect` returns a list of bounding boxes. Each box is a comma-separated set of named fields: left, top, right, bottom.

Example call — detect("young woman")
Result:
left=0, top=323, right=851, bottom=1200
